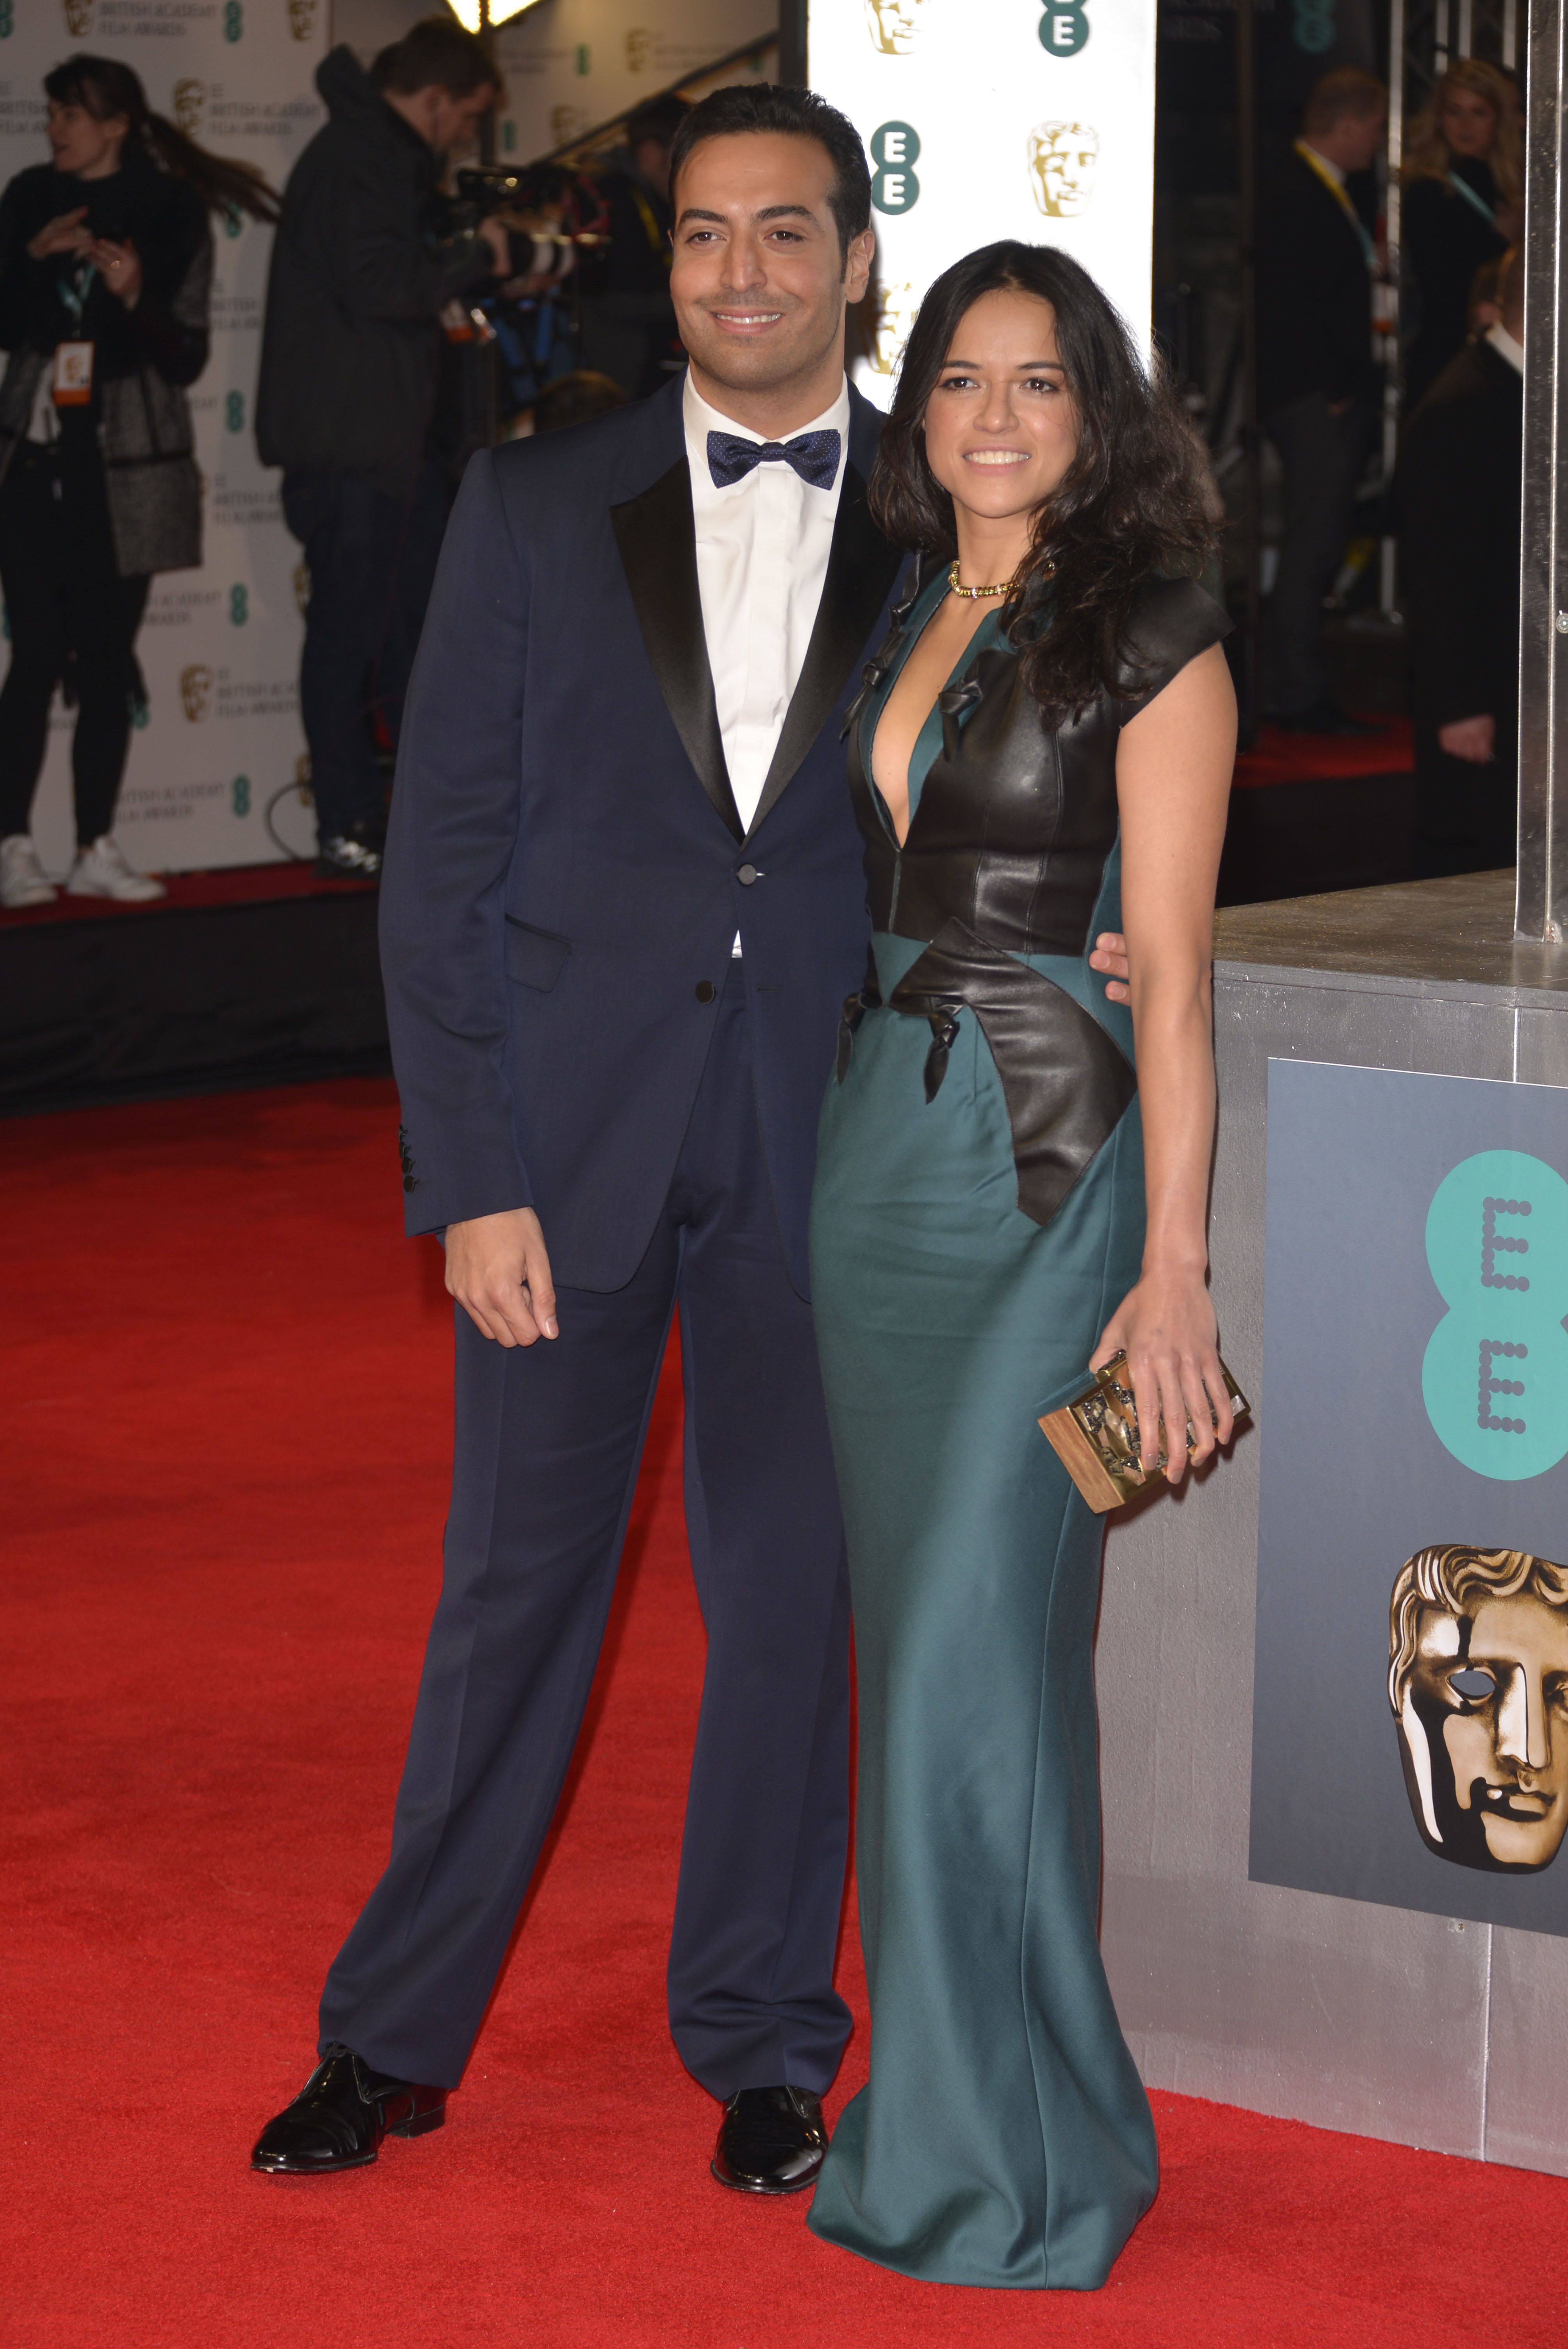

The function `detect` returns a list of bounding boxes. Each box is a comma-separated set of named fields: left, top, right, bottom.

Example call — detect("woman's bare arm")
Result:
left=1091, top=639, right=1236, bottom=1479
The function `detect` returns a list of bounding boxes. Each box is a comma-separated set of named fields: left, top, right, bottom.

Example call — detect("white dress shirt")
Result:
left=1486, top=320, right=1524, bottom=376
left=683, top=370, right=850, bottom=836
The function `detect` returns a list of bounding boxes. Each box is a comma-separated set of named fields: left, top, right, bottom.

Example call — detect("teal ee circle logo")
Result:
left=870, top=122, right=920, bottom=215
left=1423, top=1148, right=1568, bottom=1479
left=0, top=2, right=14, bottom=37
left=230, top=584, right=248, bottom=625
left=232, top=773, right=251, bottom=817
left=223, top=0, right=243, bottom=40
left=1292, top=0, right=1336, bottom=49
left=225, top=390, right=244, bottom=432
left=1039, top=4, right=1089, bottom=54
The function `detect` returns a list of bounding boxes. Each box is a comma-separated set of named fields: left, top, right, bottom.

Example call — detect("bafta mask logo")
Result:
left=865, top=0, right=927, bottom=52
left=866, top=278, right=920, bottom=378
left=172, top=80, right=206, bottom=138
left=62, top=0, right=94, bottom=33
left=295, top=750, right=313, bottom=807
left=288, top=0, right=317, bottom=36
left=625, top=27, right=651, bottom=71
left=180, top=664, right=214, bottom=723
left=1390, top=1545, right=1568, bottom=1873
left=550, top=105, right=584, bottom=146
left=1027, top=120, right=1100, bottom=218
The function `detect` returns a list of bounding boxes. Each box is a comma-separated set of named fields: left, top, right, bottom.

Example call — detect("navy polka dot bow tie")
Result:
left=706, top=427, right=841, bottom=491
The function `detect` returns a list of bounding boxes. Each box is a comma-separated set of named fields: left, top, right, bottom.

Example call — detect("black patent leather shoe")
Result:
left=710, top=2084, right=828, bottom=2195
left=250, top=2046, right=446, bottom=2175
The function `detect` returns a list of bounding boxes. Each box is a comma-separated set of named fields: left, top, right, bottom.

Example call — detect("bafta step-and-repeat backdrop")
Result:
left=807, top=0, right=1158, bottom=405
left=0, top=0, right=326, bottom=877
left=493, top=0, right=772, bottom=161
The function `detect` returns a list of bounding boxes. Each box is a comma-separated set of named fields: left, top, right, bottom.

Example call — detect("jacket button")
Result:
left=695, top=979, right=716, bottom=1003
left=736, top=863, right=758, bottom=885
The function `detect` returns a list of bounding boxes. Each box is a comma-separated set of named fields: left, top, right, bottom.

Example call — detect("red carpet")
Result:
left=0, top=856, right=367, bottom=928
left=4, top=1078, right=1562, bottom=2348
left=1233, top=711, right=1413, bottom=787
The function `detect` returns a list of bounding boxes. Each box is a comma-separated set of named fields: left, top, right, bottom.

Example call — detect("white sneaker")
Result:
left=0, top=832, right=57, bottom=907
left=64, top=834, right=166, bottom=902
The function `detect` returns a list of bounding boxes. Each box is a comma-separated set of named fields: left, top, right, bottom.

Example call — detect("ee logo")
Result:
left=232, top=774, right=251, bottom=817
left=230, top=584, right=248, bottom=625
left=1039, top=3, right=1089, bottom=54
left=870, top=123, right=920, bottom=216
left=225, top=390, right=244, bottom=432
left=0, top=2, right=14, bottom=36
left=1423, top=1148, right=1568, bottom=1479
left=1292, top=0, right=1336, bottom=51
left=223, top=0, right=243, bottom=39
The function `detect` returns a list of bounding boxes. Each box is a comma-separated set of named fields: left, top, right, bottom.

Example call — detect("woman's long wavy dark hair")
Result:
left=46, top=54, right=280, bottom=222
left=869, top=242, right=1219, bottom=727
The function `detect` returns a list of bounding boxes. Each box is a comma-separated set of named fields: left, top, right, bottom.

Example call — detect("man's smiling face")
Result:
left=669, top=131, right=872, bottom=409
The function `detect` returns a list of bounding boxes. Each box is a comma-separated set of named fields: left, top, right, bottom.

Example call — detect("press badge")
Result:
left=52, top=340, right=94, bottom=405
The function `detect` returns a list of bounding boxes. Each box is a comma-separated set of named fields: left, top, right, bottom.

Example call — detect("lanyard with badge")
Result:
left=53, top=257, right=97, bottom=408
left=1446, top=168, right=1501, bottom=230
left=1293, top=139, right=1377, bottom=270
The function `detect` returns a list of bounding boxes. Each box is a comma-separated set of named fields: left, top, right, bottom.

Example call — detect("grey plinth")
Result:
left=1096, top=869, right=1568, bottom=2174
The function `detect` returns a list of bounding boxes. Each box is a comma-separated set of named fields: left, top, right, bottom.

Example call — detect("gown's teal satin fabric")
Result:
left=806, top=576, right=1158, bottom=2288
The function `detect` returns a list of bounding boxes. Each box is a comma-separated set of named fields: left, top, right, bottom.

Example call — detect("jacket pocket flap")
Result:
left=504, top=918, right=572, bottom=991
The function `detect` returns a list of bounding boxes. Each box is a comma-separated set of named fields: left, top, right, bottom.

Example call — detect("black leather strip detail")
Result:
left=834, top=946, right=884, bottom=1082
left=611, top=459, right=744, bottom=843
left=747, top=463, right=903, bottom=841
left=886, top=918, right=1137, bottom=1226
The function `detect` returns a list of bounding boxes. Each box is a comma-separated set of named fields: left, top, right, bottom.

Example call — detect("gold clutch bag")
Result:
left=1037, top=1349, right=1251, bottom=1514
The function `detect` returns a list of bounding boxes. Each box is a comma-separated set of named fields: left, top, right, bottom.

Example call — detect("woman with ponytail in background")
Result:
left=0, top=55, right=277, bottom=908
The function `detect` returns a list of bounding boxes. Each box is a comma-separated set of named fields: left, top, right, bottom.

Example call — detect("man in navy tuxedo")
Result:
left=251, top=84, right=902, bottom=2194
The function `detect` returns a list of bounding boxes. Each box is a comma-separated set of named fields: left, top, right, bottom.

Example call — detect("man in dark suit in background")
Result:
left=1256, top=67, right=1387, bottom=733
left=1396, top=246, right=1524, bottom=877
left=577, top=93, right=688, bottom=399
left=250, top=84, right=900, bottom=2198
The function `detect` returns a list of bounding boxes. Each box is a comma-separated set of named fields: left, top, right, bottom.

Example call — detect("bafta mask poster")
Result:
left=1251, top=1059, right=1568, bottom=1936
left=808, top=0, right=1156, bottom=401
left=0, top=0, right=324, bottom=877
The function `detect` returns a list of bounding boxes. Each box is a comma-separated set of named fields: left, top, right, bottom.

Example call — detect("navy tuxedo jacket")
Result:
left=380, top=373, right=902, bottom=1296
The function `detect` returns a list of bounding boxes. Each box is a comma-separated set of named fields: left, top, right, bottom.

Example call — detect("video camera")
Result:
left=450, top=164, right=611, bottom=287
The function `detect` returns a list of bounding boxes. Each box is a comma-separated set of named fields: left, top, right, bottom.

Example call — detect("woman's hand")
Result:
left=87, top=236, right=141, bottom=308
left=1092, top=1266, right=1234, bottom=1484
left=27, top=207, right=90, bottom=260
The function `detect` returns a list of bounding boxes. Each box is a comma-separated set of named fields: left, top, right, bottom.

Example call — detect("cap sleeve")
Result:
left=1112, top=574, right=1231, bottom=723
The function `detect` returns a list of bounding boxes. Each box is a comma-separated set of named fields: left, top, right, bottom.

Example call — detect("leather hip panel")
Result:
left=836, top=918, right=1137, bottom=1228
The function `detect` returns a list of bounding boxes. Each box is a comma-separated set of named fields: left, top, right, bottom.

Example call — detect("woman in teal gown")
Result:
left=807, top=243, right=1238, bottom=2289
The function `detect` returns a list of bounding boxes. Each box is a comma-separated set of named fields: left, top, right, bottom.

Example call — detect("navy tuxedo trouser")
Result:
left=319, top=966, right=854, bottom=2096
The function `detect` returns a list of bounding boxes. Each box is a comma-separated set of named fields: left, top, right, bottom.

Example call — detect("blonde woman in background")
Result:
left=1401, top=59, right=1521, bottom=412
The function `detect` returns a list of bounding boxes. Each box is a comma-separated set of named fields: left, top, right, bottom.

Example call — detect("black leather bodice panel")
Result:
left=847, top=568, right=1230, bottom=955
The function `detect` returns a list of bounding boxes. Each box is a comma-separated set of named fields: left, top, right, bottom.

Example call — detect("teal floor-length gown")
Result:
left=806, top=558, right=1228, bottom=2290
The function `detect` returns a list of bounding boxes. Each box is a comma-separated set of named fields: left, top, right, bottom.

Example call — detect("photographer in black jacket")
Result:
left=258, top=18, right=508, bottom=880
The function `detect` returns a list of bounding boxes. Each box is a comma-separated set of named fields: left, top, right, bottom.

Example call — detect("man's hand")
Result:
left=1438, top=714, right=1496, bottom=765
left=445, top=1206, right=558, bottom=1346
left=1089, top=929, right=1131, bottom=1005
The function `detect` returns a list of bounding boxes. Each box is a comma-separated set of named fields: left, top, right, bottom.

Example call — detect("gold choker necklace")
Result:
left=947, top=560, right=1019, bottom=601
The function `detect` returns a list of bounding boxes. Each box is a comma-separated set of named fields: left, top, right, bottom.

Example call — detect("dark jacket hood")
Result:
left=315, top=44, right=401, bottom=135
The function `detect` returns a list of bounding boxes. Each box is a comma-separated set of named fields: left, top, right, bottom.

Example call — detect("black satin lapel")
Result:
left=745, top=462, right=902, bottom=841
left=611, top=459, right=743, bottom=843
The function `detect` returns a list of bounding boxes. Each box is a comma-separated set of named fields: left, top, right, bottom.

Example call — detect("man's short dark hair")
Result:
left=1303, top=66, right=1386, bottom=132
left=374, top=16, right=501, bottom=102
left=668, top=83, right=871, bottom=263
left=627, top=94, right=691, bottom=152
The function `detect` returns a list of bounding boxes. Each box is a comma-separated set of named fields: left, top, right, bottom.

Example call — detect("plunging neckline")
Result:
left=865, top=579, right=1006, bottom=850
